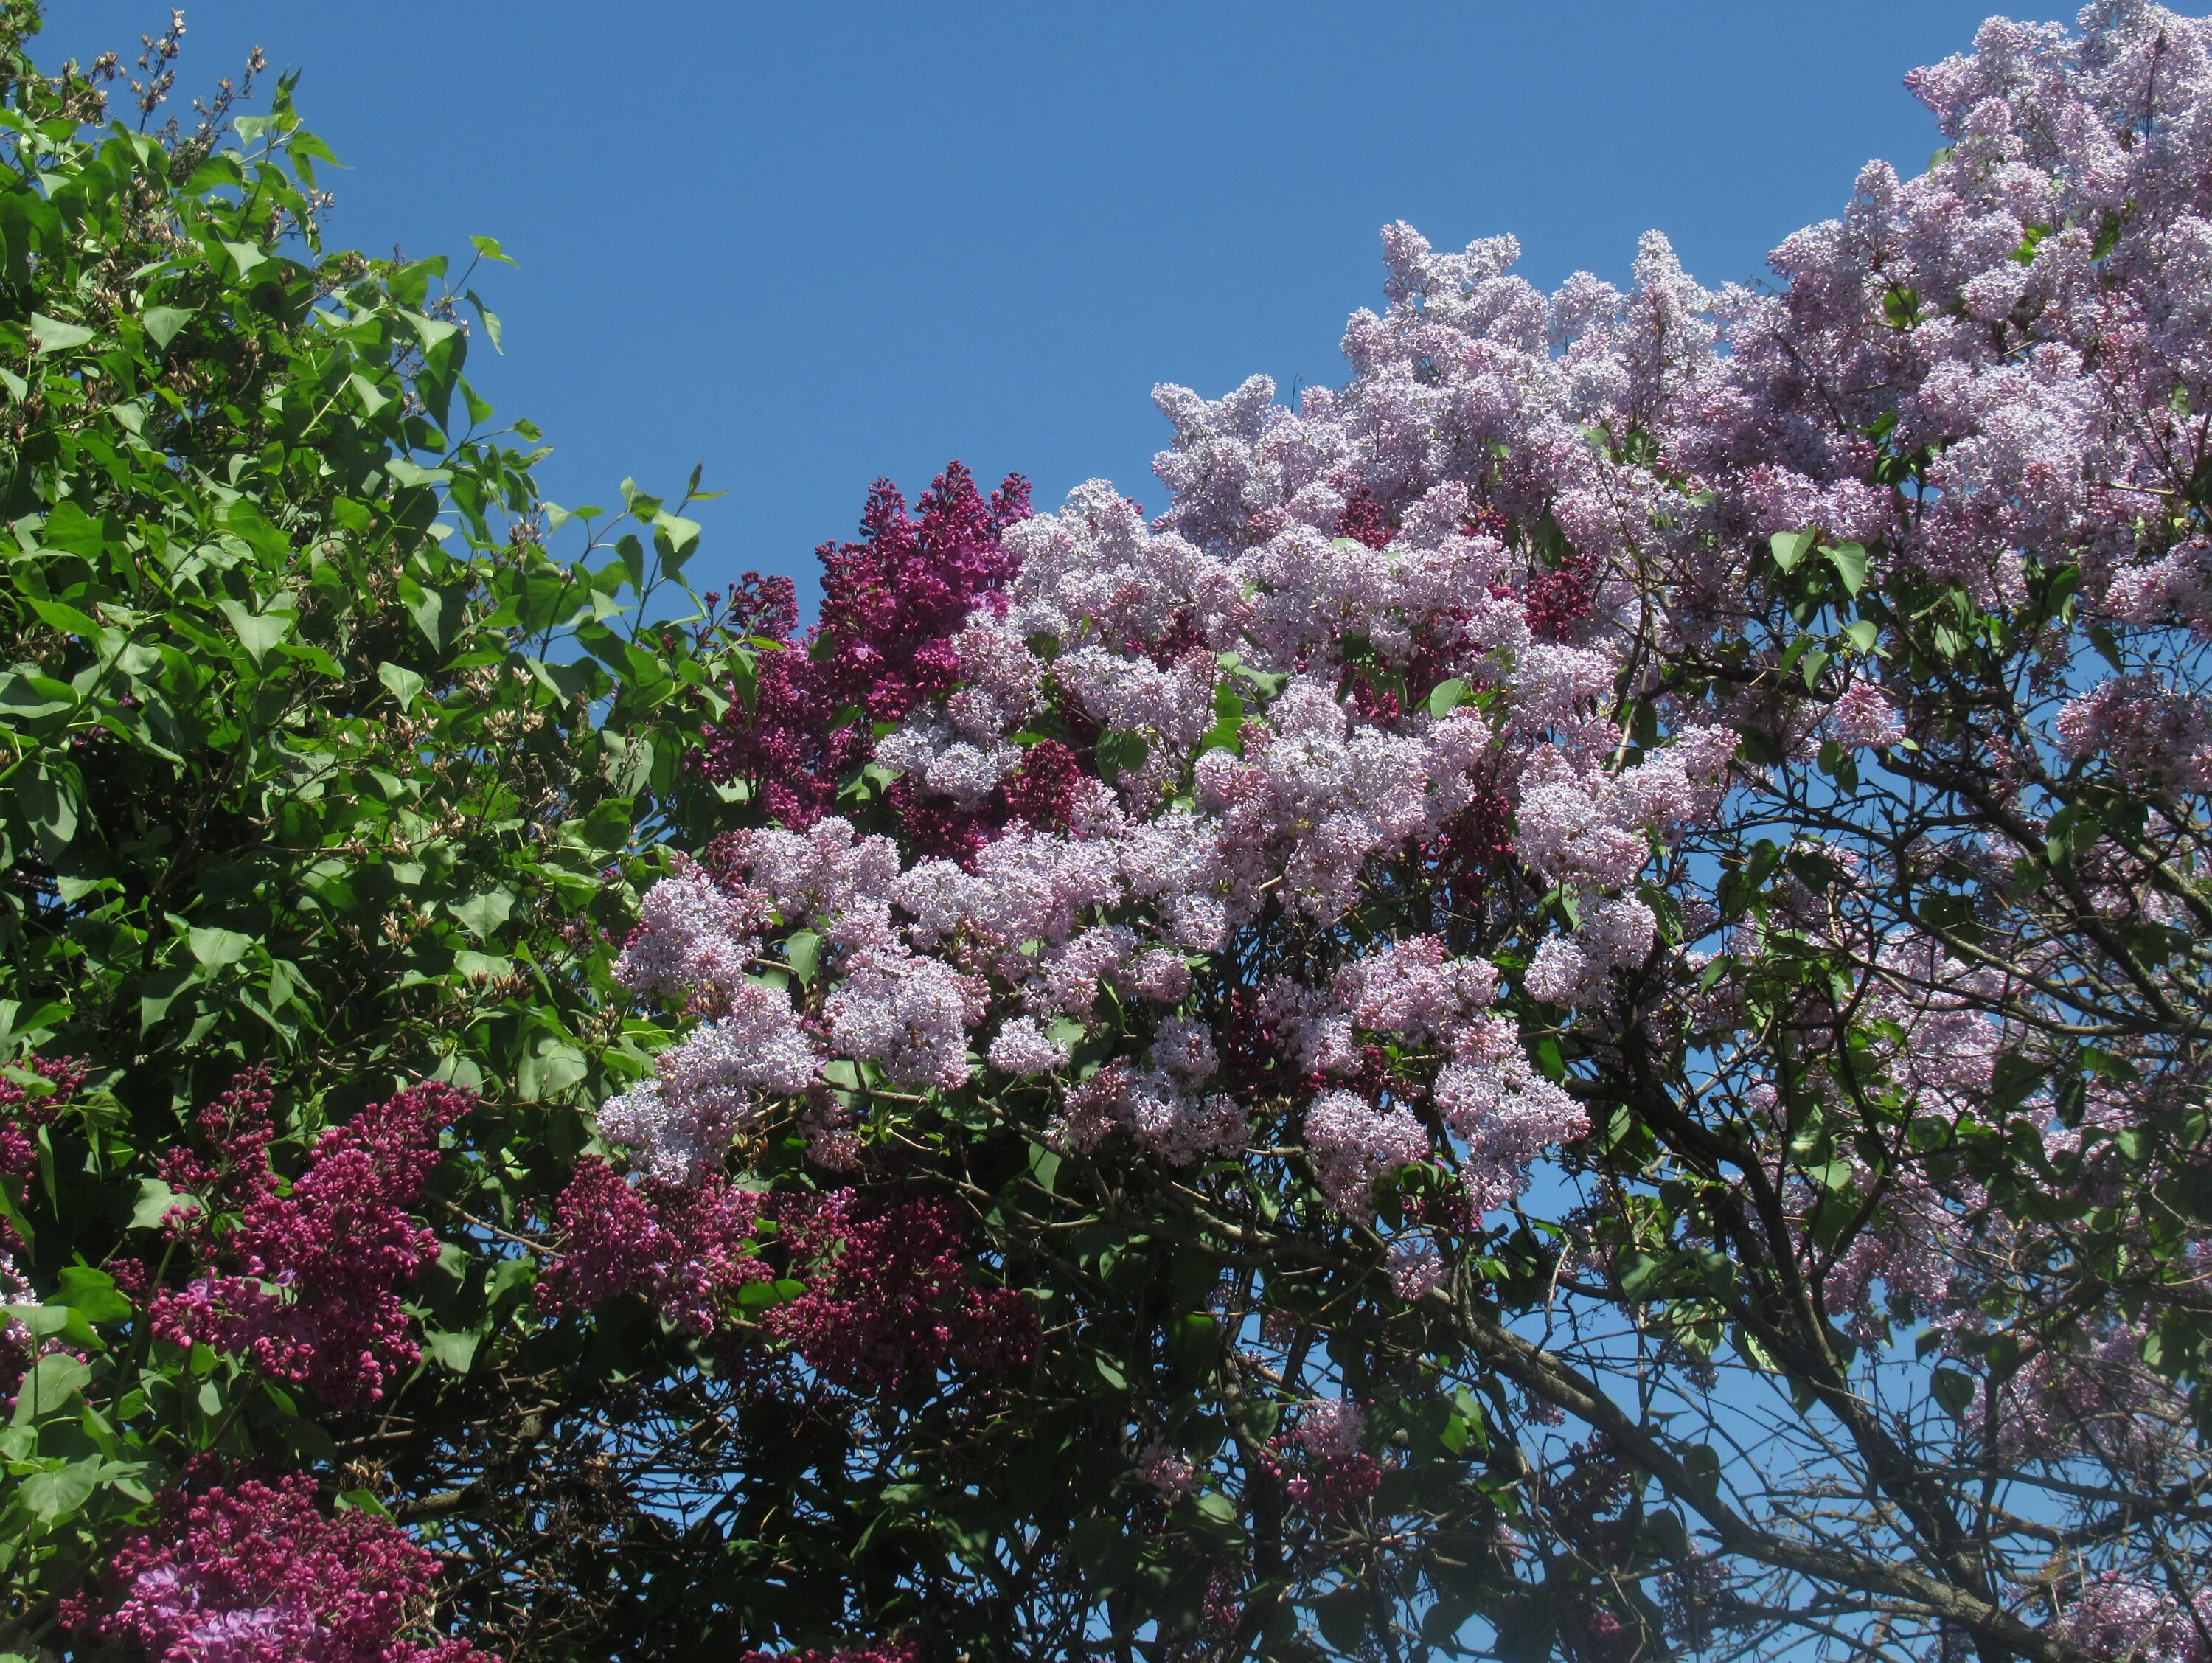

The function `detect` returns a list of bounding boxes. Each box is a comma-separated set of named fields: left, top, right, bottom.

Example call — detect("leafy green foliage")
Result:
left=0, top=15, right=757, bottom=1648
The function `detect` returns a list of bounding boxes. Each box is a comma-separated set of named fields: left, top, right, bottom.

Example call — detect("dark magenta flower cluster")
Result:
left=700, top=462, right=1061, bottom=856
left=762, top=1190, right=1035, bottom=1396
left=539, top=1165, right=1033, bottom=1398
left=72, top=1471, right=487, bottom=1663
left=535, top=1155, right=771, bottom=1336
left=149, top=1074, right=471, bottom=1409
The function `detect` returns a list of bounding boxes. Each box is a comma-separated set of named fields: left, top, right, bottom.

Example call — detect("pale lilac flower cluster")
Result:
left=1388, top=1240, right=1447, bottom=1302
left=2056, top=672, right=2212, bottom=793
left=2056, top=1573, right=2212, bottom=1663
left=1135, top=1436, right=1200, bottom=1500
left=1279, top=1399, right=1384, bottom=1516
left=1303, top=1091, right=1427, bottom=1211
left=1050, top=1060, right=1248, bottom=1166
left=1823, top=679, right=1906, bottom=751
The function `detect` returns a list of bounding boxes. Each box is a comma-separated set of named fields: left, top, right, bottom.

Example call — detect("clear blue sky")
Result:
left=41, top=1, right=2010, bottom=603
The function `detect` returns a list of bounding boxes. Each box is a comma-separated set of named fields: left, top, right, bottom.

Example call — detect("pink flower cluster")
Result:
left=150, top=1073, right=468, bottom=1409
left=77, top=1472, right=488, bottom=1663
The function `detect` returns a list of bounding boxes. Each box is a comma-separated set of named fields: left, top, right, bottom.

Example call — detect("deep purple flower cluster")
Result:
left=765, top=1189, right=1035, bottom=1395
left=150, top=1074, right=469, bottom=1408
left=701, top=462, right=1032, bottom=844
left=0, top=1052, right=88, bottom=1180
left=75, top=1472, right=490, bottom=1663
left=535, top=1155, right=770, bottom=1335
left=538, top=1167, right=1030, bottom=1396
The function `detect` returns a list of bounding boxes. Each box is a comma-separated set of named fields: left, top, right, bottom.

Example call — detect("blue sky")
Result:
left=43, top=1, right=2011, bottom=602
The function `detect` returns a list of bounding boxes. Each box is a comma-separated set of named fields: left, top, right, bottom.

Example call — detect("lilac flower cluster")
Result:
left=1272, top=1400, right=1385, bottom=1518
left=76, top=1473, right=487, bottom=1663
left=538, top=1167, right=1032, bottom=1395
left=554, top=15, right=2212, bottom=1647
left=2057, top=1574, right=2212, bottom=1663
left=150, top=1074, right=467, bottom=1409
left=699, top=463, right=1034, bottom=853
left=762, top=1190, right=1035, bottom=1396
left=535, top=1156, right=771, bottom=1336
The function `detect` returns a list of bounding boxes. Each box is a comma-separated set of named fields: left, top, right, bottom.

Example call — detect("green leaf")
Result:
left=18, top=1462, right=96, bottom=1524
left=131, top=1178, right=192, bottom=1230
left=654, top=510, right=703, bottom=567
left=385, top=458, right=453, bottom=490
left=1427, top=677, right=1467, bottom=718
left=1824, top=542, right=1869, bottom=595
left=1931, top=1366, right=1978, bottom=1420
left=262, top=1403, right=339, bottom=1463
left=215, top=599, right=293, bottom=666
left=377, top=661, right=426, bottom=707
left=737, top=1278, right=807, bottom=1310
left=140, top=305, right=195, bottom=350
left=1093, top=730, right=1150, bottom=784
left=785, top=929, right=823, bottom=986
left=10, top=1353, right=91, bottom=1423
left=187, top=926, right=254, bottom=968
left=517, top=1040, right=588, bottom=1102
left=220, top=240, right=271, bottom=280
left=1316, top=1588, right=1369, bottom=1652
left=469, top=234, right=518, bottom=266
left=1770, top=528, right=1816, bottom=572
left=451, top=887, right=517, bottom=942
left=55, top=1268, right=131, bottom=1325
left=27, top=313, right=94, bottom=353
left=423, top=1327, right=483, bottom=1373
left=408, top=585, right=466, bottom=651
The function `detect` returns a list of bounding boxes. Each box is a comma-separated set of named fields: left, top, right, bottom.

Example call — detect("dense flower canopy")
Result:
left=4, top=3, right=2212, bottom=1662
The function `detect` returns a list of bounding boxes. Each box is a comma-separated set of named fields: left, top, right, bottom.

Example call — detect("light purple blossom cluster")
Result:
left=1135, top=1436, right=1201, bottom=1500
left=2056, top=1573, right=2212, bottom=1663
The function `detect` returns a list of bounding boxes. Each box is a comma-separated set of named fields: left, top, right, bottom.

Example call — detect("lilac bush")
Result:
left=560, top=4, right=2212, bottom=1656
left=11, top=4, right=2212, bottom=1660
